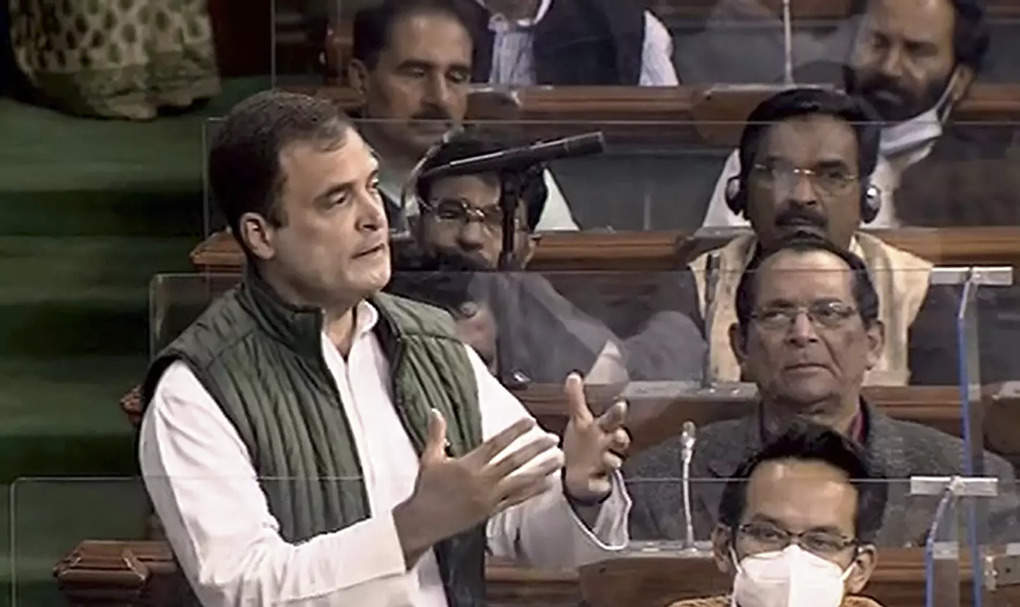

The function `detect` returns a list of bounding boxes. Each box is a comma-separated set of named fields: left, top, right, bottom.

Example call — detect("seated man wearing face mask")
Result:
left=701, top=0, right=1020, bottom=228
left=393, top=130, right=706, bottom=384
left=669, top=421, right=887, bottom=607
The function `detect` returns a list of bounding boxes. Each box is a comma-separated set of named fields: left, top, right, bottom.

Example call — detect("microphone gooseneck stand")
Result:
left=496, top=170, right=528, bottom=389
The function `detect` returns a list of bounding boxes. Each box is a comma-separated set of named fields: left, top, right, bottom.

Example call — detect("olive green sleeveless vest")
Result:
left=143, top=270, right=485, bottom=606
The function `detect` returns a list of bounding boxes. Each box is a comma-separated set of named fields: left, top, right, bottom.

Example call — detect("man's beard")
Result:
left=845, top=66, right=947, bottom=123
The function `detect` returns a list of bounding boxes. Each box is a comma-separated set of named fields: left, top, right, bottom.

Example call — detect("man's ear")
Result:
left=238, top=212, right=276, bottom=261
left=348, top=58, right=370, bottom=98
left=519, top=234, right=539, bottom=267
left=864, top=320, right=885, bottom=370
left=846, top=544, right=877, bottom=594
left=729, top=322, right=749, bottom=378
left=711, top=524, right=735, bottom=575
left=947, top=65, right=976, bottom=108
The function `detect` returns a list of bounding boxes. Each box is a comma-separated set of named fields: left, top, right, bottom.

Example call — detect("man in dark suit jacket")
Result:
left=626, top=235, right=1018, bottom=546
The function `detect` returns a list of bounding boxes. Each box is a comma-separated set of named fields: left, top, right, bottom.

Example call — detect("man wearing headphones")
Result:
left=691, top=88, right=932, bottom=386
left=390, top=130, right=707, bottom=385
left=702, top=0, right=1019, bottom=228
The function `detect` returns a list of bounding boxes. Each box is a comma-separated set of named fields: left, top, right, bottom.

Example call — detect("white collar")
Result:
left=478, top=0, right=553, bottom=29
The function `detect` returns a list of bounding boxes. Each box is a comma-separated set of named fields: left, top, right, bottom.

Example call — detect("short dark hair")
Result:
left=718, top=420, right=888, bottom=544
left=737, top=88, right=881, bottom=188
left=416, top=130, right=548, bottom=231
left=208, top=90, right=351, bottom=253
left=851, top=0, right=990, bottom=70
left=352, top=0, right=473, bottom=69
left=734, top=234, right=881, bottom=338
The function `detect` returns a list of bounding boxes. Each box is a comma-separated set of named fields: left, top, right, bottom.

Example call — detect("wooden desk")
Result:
left=294, top=83, right=1020, bottom=146
left=53, top=541, right=1020, bottom=607
left=52, top=541, right=580, bottom=607
left=189, top=227, right=1020, bottom=274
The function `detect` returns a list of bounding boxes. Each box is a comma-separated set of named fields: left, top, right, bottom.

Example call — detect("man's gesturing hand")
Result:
left=562, top=373, right=630, bottom=504
left=393, top=409, right=563, bottom=568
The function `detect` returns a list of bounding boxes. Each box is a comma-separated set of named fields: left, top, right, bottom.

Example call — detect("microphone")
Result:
left=420, top=132, right=606, bottom=180
left=681, top=421, right=698, bottom=551
left=701, top=252, right=721, bottom=389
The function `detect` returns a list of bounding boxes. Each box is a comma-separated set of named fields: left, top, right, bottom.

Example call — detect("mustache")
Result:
left=410, top=108, right=454, bottom=122
left=775, top=207, right=828, bottom=229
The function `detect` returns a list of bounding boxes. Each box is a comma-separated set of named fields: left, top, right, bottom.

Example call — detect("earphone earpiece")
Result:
left=861, top=182, right=882, bottom=224
left=725, top=175, right=746, bottom=216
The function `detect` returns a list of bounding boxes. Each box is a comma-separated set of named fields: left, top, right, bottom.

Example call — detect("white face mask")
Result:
left=730, top=545, right=854, bottom=607
left=878, top=68, right=962, bottom=157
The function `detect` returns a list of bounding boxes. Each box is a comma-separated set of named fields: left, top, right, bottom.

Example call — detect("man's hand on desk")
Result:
left=562, top=373, right=630, bottom=506
left=394, top=412, right=563, bottom=569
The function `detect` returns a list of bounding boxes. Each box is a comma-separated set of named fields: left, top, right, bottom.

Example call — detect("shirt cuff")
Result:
left=563, top=470, right=632, bottom=551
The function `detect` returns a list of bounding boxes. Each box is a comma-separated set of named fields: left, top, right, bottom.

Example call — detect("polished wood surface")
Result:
left=53, top=541, right=579, bottom=607
left=54, top=540, right=1020, bottom=607
left=189, top=227, right=1020, bottom=273
left=292, top=83, right=1020, bottom=146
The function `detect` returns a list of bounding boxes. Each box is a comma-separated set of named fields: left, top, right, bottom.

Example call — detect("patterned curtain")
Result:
left=9, top=0, right=220, bottom=119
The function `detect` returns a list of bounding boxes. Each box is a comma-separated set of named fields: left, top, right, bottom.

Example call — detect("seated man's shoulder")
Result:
left=626, top=417, right=748, bottom=478
left=883, top=417, right=1015, bottom=479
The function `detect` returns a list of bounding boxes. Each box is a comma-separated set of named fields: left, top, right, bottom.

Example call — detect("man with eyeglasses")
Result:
left=690, top=88, right=932, bottom=386
left=627, top=235, right=1017, bottom=547
left=700, top=0, right=1019, bottom=227
left=669, top=421, right=887, bottom=607
left=391, top=129, right=706, bottom=384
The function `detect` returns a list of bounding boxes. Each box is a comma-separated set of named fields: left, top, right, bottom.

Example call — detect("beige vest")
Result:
left=691, top=232, right=933, bottom=386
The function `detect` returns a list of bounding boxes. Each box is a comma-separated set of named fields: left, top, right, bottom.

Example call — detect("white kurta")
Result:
left=140, top=300, right=630, bottom=606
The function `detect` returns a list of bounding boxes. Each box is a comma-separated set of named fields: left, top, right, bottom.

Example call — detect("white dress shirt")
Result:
left=480, top=0, right=679, bottom=87
left=140, top=300, right=629, bottom=606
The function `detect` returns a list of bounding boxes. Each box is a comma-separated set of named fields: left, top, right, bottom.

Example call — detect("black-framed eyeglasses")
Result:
left=422, top=198, right=515, bottom=233
left=737, top=522, right=858, bottom=556
left=751, top=160, right=859, bottom=195
left=750, top=301, right=858, bottom=331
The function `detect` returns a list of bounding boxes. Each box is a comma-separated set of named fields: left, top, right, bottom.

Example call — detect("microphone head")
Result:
left=682, top=421, right=696, bottom=438
left=565, top=132, right=606, bottom=156
left=681, top=421, right=697, bottom=450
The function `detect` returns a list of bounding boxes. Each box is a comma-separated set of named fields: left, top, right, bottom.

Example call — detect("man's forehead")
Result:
left=756, top=250, right=856, bottom=300
left=759, top=115, right=859, bottom=166
left=383, top=12, right=472, bottom=64
left=278, top=130, right=377, bottom=181
left=864, top=0, right=956, bottom=44
left=746, top=460, right=857, bottom=527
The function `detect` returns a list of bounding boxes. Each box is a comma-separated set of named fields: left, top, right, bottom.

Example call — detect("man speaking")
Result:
left=139, top=90, right=631, bottom=606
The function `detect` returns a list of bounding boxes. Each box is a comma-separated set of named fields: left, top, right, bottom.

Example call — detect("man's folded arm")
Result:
left=139, top=361, right=416, bottom=606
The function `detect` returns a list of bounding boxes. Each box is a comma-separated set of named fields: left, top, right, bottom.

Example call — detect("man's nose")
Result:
left=786, top=311, right=820, bottom=346
left=786, top=171, right=819, bottom=207
left=423, top=73, right=451, bottom=108
left=356, top=190, right=387, bottom=231
left=877, top=45, right=905, bottom=79
left=456, top=220, right=487, bottom=249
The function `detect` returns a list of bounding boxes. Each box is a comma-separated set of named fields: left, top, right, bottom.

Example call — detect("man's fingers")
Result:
left=564, top=372, right=594, bottom=423
left=607, top=427, right=631, bottom=455
left=495, top=461, right=562, bottom=503
left=602, top=452, right=624, bottom=472
left=597, top=400, right=628, bottom=432
left=494, top=476, right=556, bottom=514
left=471, top=418, right=535, bottom=463
left=485, top=435, right=559, bottom=480
left=422, top=409, right=448, bottom=463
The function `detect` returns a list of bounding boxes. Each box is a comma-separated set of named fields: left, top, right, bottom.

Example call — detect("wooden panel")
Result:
left=189, top=227, right=1020, bottom=274
left=287, top=82, right=1020, bottom=148
left=54, top=540, right=1020, bottom=607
